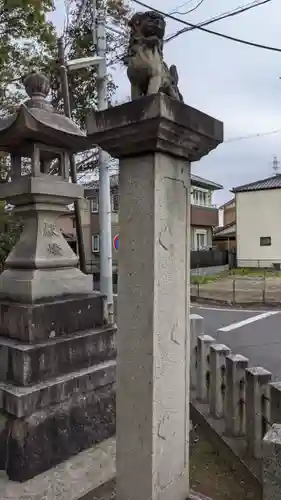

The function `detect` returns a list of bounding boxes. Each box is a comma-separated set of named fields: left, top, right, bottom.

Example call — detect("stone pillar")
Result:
left=246, top=367, right=272, bottom=459
left=196, top=335, right=215, bottom=402
left=190, top=314, right=204, bottom=390
left=270, top=382, right=281, bottom=425
left=263, top=424, right=281, bottom=499
left=225, top=354, right=249, bottom=436
left=210, top=344, right=231, bottom=418
left=86, top=93, right=223, bottom=500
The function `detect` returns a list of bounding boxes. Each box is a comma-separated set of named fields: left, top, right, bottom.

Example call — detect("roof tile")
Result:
left=233, top=174, right=281, bottom=193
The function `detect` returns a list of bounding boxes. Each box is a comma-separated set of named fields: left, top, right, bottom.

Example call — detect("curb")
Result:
left=191, top=295, right=281, bottom=310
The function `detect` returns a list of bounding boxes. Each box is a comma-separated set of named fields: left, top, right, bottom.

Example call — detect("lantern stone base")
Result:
left=0, top=294, right=116, bottom=482
left=0, top=267, right=93, bottom=303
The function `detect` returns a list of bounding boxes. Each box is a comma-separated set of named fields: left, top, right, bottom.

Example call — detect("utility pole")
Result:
left=57, top=37, right=87, bottom=273
left=272, top=155, right=280, bottom=176
left=92, top=0, right=114, bottom=322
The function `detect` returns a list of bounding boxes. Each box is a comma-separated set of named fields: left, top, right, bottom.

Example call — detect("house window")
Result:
left=91, top=196, right=99, bottom=213
left=111, top=193, right=119, bottom=212
left=260, top=236, right=271, bottom=246
left=193, top=190, right=199, bottom=205
left=195, top=230, right=207, bottom=250
left=193, top=189, right=208, bottom=207
left=199, top=191, right=207, bottom=206
left=92, top=234, right=100, bottom=253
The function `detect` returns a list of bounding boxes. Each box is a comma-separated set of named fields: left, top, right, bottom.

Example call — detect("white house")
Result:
left=233, top=174, right=281, bottom=268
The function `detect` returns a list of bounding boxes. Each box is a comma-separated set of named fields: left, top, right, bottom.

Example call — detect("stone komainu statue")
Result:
left=124, top=10, right=184, bottom=102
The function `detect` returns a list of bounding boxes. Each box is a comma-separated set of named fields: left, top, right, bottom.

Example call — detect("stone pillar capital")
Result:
left=86, top=93, right=223, bottom=162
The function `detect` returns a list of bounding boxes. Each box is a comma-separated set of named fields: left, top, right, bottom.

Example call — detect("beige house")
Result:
left=213, top=198, right=236, bottom=250
left=233, top=174, right=281, bottom=268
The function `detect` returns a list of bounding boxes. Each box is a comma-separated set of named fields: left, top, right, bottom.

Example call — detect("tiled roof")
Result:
left=84, top=173, right=222, bottom=191
left=190, top=174, right=223, bottom=190
left=219, top=198, right=235, bottom=209
left=213, top=220, right=236, bottom=234
left=232, top=174, right=281, bottom=193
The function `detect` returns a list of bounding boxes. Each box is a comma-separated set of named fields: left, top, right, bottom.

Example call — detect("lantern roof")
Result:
left=0, top=71, right=90, bottom=155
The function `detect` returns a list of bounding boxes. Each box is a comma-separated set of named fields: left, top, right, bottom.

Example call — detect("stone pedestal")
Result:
left=0, top=175, right=117, bottom=483
left=0, top=293, right=117, bottom=482
left=87, top=94, right=223, bottom=500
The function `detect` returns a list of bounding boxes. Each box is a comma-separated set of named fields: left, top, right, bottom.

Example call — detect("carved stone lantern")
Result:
left=0, top=72, right=116, bottom=484
left=0, top=71, right=92, bottom=301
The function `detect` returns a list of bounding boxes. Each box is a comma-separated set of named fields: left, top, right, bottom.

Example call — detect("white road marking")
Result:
left=191, top=305, right=277, bottom=313
left=218, top=311, right=280, bottom=332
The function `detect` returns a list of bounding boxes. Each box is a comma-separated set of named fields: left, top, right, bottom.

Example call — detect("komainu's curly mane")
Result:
left=124, top=11, right=183, bottom=102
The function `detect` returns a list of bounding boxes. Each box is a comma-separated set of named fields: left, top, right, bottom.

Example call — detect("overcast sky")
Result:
left=50, top=0, right=281, bottom=205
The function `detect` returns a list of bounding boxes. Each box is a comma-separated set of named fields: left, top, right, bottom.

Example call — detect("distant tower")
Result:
left=272, top=155, right=280, bottom=175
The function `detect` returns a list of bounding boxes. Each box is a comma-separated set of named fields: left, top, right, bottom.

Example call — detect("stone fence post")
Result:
left=210, top=344, right=231, bottom=419
left=190, top=314, right=204, bottom=390
left=225, top=354, right=249, bottom=436
left=246, top=367, right=272, bottom=459
left=270, top=382, right=281, bottom=426
left=87, top=94, right=223, bottom=500
left=196, top=335, right=215, bottom=402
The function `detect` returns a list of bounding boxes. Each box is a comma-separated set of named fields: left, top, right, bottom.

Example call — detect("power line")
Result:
left=169, top=0, right=206, bottom=16
left=165, top=0, right=272, bottom=43
left=131, top=0, right=281, bottom=53
left=224, top=129, right=281, bottom=144
left=169, top=0, right=194, bottom=14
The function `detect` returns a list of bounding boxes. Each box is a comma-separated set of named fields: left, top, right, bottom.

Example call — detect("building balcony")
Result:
left=191, top=204, right=218, bottom=227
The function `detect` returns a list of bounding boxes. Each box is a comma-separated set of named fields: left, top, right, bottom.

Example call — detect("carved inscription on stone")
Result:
left=43, top=222, right=57, bottom=237
left=47, top=243, right=63, bottom=256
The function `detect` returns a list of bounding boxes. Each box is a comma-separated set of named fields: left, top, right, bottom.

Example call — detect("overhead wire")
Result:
left=169, top=0, right=206, bottom=16
left=165, top=0, right=272, bottom=42
left=131, top=0, right=281, bottom=53
left=169, top=0, right=194, bottom=14
left=224, top=129, right=281, bottom=143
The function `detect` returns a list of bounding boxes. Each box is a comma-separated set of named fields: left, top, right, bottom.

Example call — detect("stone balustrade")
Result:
left=190, top=314, right=281, bottom=498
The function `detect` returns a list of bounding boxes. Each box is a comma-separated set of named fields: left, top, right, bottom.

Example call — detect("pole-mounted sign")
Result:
left=113, top=234, right=119, bottom=250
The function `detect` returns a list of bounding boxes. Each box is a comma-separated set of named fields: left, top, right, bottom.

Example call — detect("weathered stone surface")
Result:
left=263, top=424, right=281, bottom=500
left=0, top=294, right=104, bottom=342
left=116, top=148, right=190, bottom=500
left=0, top=382, right=116, bottom=482
left=0, top=438, right=205, bottom=500
left=0, top=326, right=116, bottom=386
left=0, top=438, right=116, bottom=500
left=1, top=360, right=116, bottom=418
left=188, top=493, right=213, bottom=500
left=0, top=268, right=93, bottom=305
left=86, top=93, right=223, bottom=162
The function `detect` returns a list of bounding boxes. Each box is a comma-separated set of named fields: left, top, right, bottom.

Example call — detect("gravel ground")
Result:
left=190, top=427, right=261, bottom=500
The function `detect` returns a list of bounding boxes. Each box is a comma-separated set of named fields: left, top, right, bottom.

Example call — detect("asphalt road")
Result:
left=191, top=303, right=281, bottom=381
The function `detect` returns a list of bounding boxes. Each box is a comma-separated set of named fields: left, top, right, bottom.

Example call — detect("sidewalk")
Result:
left=191, top=275, right=281, bottom=305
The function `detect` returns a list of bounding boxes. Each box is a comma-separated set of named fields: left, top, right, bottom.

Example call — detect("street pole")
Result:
left=57, top=37, right=87, bottom=273
left=92, top=0, right=114, bottom=322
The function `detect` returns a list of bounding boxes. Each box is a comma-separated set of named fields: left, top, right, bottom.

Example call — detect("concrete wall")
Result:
left=236, top=189, right=281, bottom=267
